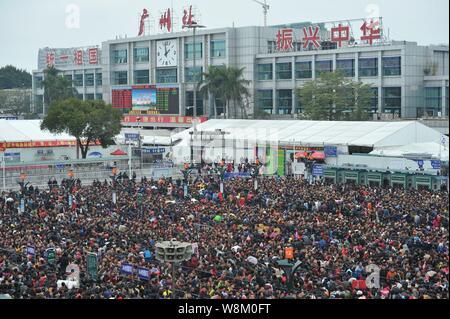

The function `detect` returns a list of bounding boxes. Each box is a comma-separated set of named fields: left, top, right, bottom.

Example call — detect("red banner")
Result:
left=0, top=140, right=100, bottom=149
left=122, top=115, right=208, bottom=125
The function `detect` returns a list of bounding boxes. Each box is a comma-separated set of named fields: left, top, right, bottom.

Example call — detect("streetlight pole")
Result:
left=189, top=131, right=194, bottom=166
left=1, top=152, right=6, bottom=192
left=184, top=23, right=206, bottom=118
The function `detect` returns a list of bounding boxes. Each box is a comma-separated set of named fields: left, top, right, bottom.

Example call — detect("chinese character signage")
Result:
left=160, top=8, right=172, bottom=33
left=182, top=5, right=195, bottom=28
left=74, top=49, right=83, bottom=65
left=38, top=47, right=101, bottom=69
left=274, top=17, right=384, bottom=52
left=302, top=26, right=321, bottom=49
left=46, top=52, right=55, bottom=67
left=331, top=24, right=350, bottom=48
left=312, top=164, right=325, bottom=176
left=276, top=28, right=294, bottom=52
left=360, top=20, right=381, bottom=45
left=138, top=8, right=150, bottom=36
left=88, top=48, right=98, bottom=64
left=123, top=115, right=208, bottom=124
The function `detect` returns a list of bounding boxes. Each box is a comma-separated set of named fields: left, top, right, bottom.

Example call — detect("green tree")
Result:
left=297, top=71, right=373, bottom=121
left=198, top=66, right=250, bottom=119
left=0, top=90, right=31, bottom=116
left=198, top=66, right=226, bottom=118
left=225, top=67, right=250, bottom=119
left=0, top=65, right=32, bottom=89
left=41, top=99, right=122, bottom=159
left=42, top=66, right=78, bottom=109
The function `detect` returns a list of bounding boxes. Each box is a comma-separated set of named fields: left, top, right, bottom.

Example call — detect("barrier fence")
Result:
left=0, top=162, right=182, bottom=191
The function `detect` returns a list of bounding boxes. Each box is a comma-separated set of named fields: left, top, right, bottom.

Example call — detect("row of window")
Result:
left=34, top=74, right=102, bottom=88
left=112, top=67, right=205, bottom=85
left=112, top=40, right=226, bottom=64
left=256, top=87, right=402, bottom=115
left=257, top=57, right=401, bottom=81
left=420, top=86, right=449, bottom=117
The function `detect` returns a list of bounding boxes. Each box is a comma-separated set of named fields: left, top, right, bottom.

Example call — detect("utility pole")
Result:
left=183, top=23, right=206, bottom=118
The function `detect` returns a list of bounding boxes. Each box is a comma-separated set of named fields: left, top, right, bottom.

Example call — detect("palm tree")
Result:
left=198, top=66, right=226, bottom=119
left=198, top=66, right=250, bottom=119
left=42, top=66, right=78, bottom=111
left=225, top=67, right=250, bottom=119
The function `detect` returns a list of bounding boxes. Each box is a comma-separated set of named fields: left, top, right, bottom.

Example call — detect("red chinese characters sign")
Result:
left=331, top=24, right=350, bottom=48
left=88, top=48, right=98, bottom=64
left=122, top=115, right=208, bottom=125
left=182, top=5, right=195, bottom=28
left=160, top=8, right=172, bottom=32
left=0, top=141, right=77, bottom=149
left=74, top=49, right=83, bottom=65
left=46, top=52, right=55, bottom=67
left=138, top=8, right=150, bottom=36
left=302, top=26, right=321, bottom=49
left=276, top=28, right=294, bottom=52
left=360, top=20, right=381, bottom=45
left=274, top=18, right=383, bottom=52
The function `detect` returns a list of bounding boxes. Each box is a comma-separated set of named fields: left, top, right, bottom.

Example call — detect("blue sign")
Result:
left=55, top=163, right=65, bottom=169
left=416, top=160, right=424, bottom=169
left=125, top=133, right=140, bottom=142
left=137, top=267, right=150, bottom=280
left=20, top=199, right=25, bottom=213
left=324, top=146, right=338, bottom=158
left=312, top=164, right=324, bottom=176
left=4, top=152, right=20, bottom=157
left=68, top=195, right=73, bottom=207
left=144, top=250, right=152, bottom=261
left=121, top=263, right=134, bottom=275
left=431, top=160, right=441, bottom=170
left=223, top=172, right=251, bottom=179
left=26, top=246, right=35, bottom=256
left=142, top=148, right=166, bottom=155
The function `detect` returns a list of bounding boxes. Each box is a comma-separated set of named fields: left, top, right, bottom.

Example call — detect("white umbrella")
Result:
left=6, top=198, right=14, bottom=203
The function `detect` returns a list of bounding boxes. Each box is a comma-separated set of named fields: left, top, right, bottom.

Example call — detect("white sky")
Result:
left=0, top=0, right=448, bottom=72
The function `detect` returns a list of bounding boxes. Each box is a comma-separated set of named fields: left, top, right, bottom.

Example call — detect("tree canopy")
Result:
left=42, top=66, right=78, bottom=107
left=41, top=99, right=122, bottom=159
left=0, top=65, right=32, bottom=89
left=297, top=71, right=373, bottom=121
left=198, top=66, right=250, bottom=119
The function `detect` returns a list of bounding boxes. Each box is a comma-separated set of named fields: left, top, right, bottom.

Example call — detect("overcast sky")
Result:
left=0, top=0, right=448, bottom=72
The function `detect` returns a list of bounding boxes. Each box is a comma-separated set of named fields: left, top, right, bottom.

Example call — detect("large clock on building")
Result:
left=157, top=39, right=178, bottom=67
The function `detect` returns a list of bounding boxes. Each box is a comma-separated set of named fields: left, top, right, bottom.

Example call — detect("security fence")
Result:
left=0, top=160, right=182, bottom=191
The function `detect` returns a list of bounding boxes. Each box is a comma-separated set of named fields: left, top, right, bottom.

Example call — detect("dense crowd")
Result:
left=0, top=170, right=448, bottom=299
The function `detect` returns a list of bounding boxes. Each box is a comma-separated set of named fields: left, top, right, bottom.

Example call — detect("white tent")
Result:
left=0, top=120, right=75, bottom=143
left=370, top=141, right=449, bottom=161
left=172, top=120, right=443, bottom=148
left=171, top=119, right=446, bottom=163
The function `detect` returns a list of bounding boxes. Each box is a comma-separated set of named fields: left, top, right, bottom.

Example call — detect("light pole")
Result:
left=184, top=23, right=206, bottom=118
left=189, top=131, right=194, bottom=166
left=1, top=151, right=5, bottom=192
left=136, top=117, right=143, bottom=170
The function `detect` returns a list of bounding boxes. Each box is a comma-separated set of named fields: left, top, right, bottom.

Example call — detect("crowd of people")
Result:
left=0, top=169, right=448, bottom=299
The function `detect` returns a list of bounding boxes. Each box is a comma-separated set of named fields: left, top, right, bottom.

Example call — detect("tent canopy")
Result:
left=0, top=120, right=74, bottom=143
left=371, top=141, right=449, bottom=161
left=172, top=119, right=445, bottom=148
